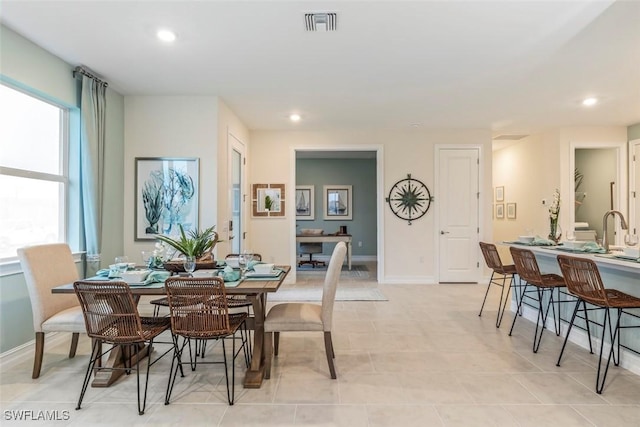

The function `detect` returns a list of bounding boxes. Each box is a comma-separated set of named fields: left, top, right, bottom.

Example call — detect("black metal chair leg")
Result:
left=509, top=283, right=529, bottom=336
left=76, top=339, right=100, bottom=410
left=557, top=299, right=581, bottom=366
left=596, top=308, right=614, bottom=394
left=478, top=272, right=495, bottom=317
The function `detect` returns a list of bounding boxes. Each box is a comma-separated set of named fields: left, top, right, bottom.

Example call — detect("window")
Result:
left=0, top=83, right=69, bottom=261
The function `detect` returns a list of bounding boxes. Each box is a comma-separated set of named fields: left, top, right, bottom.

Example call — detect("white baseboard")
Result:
left=381, top=276, right=437, bottom=285
left=511, top=302, right=640, bottom=376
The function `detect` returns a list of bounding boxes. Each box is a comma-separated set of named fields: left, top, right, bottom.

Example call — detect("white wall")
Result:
left=123, top=96, right=220, bottom=259
left=249, top=129, right=492, bottom=283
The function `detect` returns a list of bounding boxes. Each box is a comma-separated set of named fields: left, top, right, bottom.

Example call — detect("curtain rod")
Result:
left=73, top=66, right=109, bottom=87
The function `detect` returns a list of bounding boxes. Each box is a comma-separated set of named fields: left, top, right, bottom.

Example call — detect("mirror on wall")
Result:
left=573, top=148, right=618, bottom=242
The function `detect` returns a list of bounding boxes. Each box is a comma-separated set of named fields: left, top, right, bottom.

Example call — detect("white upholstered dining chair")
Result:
left=264, top=241, right=347, bottom=379
left=17, top=243, right=86, bottom=378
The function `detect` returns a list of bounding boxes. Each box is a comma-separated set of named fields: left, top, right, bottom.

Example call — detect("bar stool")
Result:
left=478, top=242, right=519, bottom=328
left=556, top=254, right=640, bottom=394
left=508, top=246, right=566, bottom=353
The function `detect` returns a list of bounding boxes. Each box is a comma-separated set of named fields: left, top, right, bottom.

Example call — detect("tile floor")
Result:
left=1, top=265, right=640, bottom=426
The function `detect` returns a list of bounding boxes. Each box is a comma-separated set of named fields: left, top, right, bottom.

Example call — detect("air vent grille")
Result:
left=305, top=12, right=337, bottom=31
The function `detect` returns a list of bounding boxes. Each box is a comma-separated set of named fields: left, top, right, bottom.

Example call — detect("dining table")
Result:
left=51, top=265, right=291, bottom=389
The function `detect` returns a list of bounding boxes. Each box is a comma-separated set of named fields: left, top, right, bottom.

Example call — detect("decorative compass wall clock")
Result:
left=385, top=174, right=433, bottom=225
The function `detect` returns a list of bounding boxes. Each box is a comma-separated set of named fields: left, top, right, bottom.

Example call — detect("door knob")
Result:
left=440, top=231, right=450, bottom=235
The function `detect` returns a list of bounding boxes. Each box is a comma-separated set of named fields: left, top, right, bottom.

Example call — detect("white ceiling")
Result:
left=2, top=1, right=639, bottom=137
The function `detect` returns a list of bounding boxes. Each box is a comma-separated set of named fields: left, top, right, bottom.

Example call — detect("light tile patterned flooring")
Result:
left=2, top=265, right=640, bottom=426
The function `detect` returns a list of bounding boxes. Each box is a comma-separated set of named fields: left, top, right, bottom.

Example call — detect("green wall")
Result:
left=0, top=25, right=125, bottom=353
left=295, top=158, right=377, bottom=257
left=629, top=123, right=640, bottom=141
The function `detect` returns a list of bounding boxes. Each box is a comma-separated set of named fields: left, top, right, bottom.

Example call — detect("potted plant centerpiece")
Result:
left=155, top=224, right=219, bottom=272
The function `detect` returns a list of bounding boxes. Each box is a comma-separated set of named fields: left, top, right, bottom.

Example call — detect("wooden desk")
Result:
left=296, top=234, right=352, bottom=270
left=52, top=266, right=290, bottom=389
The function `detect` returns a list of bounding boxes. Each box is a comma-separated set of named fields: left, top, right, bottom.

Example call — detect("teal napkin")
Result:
left=144, top=270, right=171, bottom=284
left=96, top=269, right=109, bottom=277
left=582, top=242, right=606, bottom=253
left=220, top=266, right=241, bottom=282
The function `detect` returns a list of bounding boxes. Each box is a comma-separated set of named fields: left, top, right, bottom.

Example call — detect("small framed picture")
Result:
left=495, top=203, right=505, bottom=219
left=495, top=186, right=504, bottom=202
left=323, top=185, right=352, bottom=220
left=295, top=185, right=314, bottom=220
left=506, top=202, right=517, bottom=219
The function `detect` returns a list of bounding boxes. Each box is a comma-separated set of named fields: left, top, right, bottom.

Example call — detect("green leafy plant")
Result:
left=264, top=195, right=273, bottom=210
left=155, top=224, right=219, bottom=260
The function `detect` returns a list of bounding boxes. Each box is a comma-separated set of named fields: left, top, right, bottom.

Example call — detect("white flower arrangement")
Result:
left=549, top=189, right=561, bottom=220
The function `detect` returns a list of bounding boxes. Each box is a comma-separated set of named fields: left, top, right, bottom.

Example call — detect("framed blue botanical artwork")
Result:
left=135, top=157, right=199, bottom=241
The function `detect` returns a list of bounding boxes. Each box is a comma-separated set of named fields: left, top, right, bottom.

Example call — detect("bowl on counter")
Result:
left=563, top=241, right=587, bottom=250
left=517, top=236, right=534, bottom=244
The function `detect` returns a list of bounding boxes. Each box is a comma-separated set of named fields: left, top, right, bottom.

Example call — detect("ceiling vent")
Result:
left=305, top=12, right=337, bottom=31
left=492, top=134, right=529, bottom=141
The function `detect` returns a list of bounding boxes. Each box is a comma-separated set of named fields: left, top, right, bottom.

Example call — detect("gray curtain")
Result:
left=78, top=70, right=107, bottom=270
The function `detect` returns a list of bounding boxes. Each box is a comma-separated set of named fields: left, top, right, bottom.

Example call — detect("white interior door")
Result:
left=228, top=134, right=246, bottom=254
left=437, top=148, right=480, bottom=283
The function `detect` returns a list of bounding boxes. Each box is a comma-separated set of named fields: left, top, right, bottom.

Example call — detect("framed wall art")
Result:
left=135, top=157, right=199, bottom=241
left=506, top=202, right=517, bottom=219
left=495, top=186, right=504, bottom=202
left=252, top=183, right=285, bottom=217
left=495, top=203, right=505, bottom=219
left=323, top=185, right=352, bottom=220
left=295, top=185, right=314, bottom=220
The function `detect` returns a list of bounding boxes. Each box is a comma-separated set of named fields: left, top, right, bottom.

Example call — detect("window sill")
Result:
left=0, top=252, right=84, bottom=278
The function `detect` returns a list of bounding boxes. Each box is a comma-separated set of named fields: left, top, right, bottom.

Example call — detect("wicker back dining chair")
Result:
left=508, top=246, right=566, bottom=353
left=73, top=280, right=171, bottom=415
left=478, top=242, right=519, bottom=328
left=164, top=276, right=250, bottom=405
left=556, top=254, right=640, bottom=394
left=264, top=241, right=347, bottom=380
left=17, top=243, right=85, bottom=378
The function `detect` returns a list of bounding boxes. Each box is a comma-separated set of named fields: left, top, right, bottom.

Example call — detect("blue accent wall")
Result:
left=296, top=158, right=377, bottom=256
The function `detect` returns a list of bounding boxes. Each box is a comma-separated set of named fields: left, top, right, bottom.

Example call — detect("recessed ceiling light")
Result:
left=157, top=29, right=177, bottom=43
left=289, top=113, right=301, bottom=122
left=582, top=97, right=598, bottom=106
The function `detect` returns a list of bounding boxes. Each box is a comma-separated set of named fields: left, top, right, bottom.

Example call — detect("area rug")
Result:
left=296, top=264, right=369, bottom=278
left=268, top=287, right=387, bottom=302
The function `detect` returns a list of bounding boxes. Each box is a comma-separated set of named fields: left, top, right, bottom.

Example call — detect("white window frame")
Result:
left=0, top=82, right=70, bottom=266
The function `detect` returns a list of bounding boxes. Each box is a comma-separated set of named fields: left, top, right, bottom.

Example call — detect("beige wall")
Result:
left=249, top=129, right=492, bottom=283
left=123, top=96, right=220, bottom=260
left=492, top=126, right=628, bottom=261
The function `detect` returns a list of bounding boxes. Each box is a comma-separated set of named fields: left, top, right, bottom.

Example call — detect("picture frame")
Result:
left=495, top=186, right=505, bottom=202
left=135, top=157, right=199, bottom=241
left=295, top=185, right=314, bottom=220
left=323, top=185, right=352, bottom=220
left=495, top=203, right=505, bottom=219
left=252, top=183, right=285, bottom=217
left=506, top=202, right=517, bottom=219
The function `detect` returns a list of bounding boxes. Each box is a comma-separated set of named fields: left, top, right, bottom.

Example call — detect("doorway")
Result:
left=228, top=133, right=246, bottom=254
left=436, top=146, right=481, bottom=283
left=291, top=147, right=384, bottom=283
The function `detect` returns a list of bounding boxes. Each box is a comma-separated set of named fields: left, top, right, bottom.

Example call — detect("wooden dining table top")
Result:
left=51, top=265, right=291, bottom=296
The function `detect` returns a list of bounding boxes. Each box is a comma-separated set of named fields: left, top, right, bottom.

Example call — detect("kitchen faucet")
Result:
left=601, top=210, right=628, bottom=252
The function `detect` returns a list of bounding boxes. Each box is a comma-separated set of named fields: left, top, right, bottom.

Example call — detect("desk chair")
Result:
left=556, top=255, right=640, bottom=394
left=17, top=243, right=86, bottom=378
left=298, top=229, right=326, bottom=268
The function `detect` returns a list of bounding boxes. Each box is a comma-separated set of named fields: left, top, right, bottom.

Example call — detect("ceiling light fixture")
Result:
left=289, top=113, right=301, bottom=122
left=157, top=29, right=177, bottom=43
left=582, top=97, right=598, bottom=106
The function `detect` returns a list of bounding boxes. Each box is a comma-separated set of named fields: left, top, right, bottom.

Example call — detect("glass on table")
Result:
left=183, top=256, right=196, bottom=276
